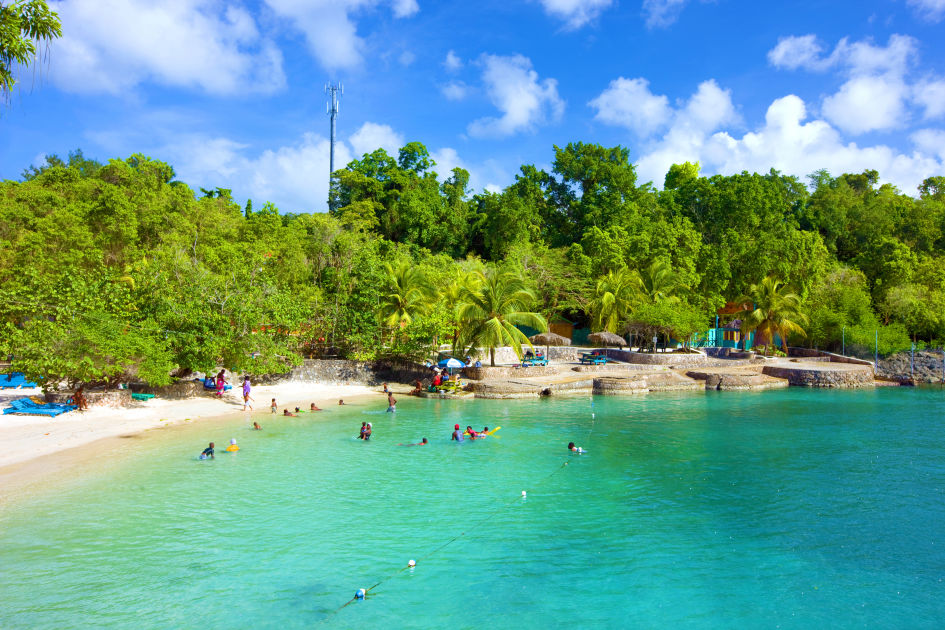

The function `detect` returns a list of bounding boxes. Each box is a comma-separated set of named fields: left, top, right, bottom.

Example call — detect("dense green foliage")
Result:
left=2, top=143, right=942, bottom=386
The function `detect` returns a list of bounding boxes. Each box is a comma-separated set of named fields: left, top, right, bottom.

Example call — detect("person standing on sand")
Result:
left=215, top=370, right=226, bottom=397
left=242, top=376, right=253, bottom=411
left=73, top=385, right=88, bottom=411
left=271, top=398, right=277, bottom=413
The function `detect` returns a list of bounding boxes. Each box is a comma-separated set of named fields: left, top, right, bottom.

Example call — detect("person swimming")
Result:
left=451, top=424, right=464, bottom=441
left=358, top=421, right=367, bottom=439
left=310, top=403, right=322, bottom=411
left=399, top=437, right=428, bottom=446
left=283, top=409, right=297, bottom=417
left=225, top=438, right=239, bottom=452
left=338, top=399, right=346, bottom=405
left=200, top=442, right=215, bottom=459
left=465, top=425, right=479, bottom=439
left=568, top=442, right=585, bottom=454
left=252, top=422, right=261, bottom=430
left=364, top=422, right=372, bottom=441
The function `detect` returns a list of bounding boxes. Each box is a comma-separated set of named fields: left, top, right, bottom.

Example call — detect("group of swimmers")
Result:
left=451, top=424, right=491, bottom=441
left=270, top=399, right=332, bottom=416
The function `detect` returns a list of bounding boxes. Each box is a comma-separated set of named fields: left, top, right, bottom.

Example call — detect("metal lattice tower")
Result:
left=325, top=82, right=342, bottom=209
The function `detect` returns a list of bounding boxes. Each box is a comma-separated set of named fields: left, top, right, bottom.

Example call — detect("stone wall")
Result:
left=787, top=347, right=874, bottom=367
left=45, top=389, right=132, bottom=408
left=761, top=365, right=874, bottom=388
left=878, top=350, right=945, bottom=384
left=286, top=359, right=429, bottom=385
left=603, top=349, right=710, bottom=366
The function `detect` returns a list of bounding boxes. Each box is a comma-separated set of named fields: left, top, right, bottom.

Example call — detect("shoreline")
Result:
left=0, top=382, right=397, bottom=502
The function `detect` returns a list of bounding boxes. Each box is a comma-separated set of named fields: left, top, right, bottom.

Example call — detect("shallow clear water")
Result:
left=2, top=388, right=945, bottom=629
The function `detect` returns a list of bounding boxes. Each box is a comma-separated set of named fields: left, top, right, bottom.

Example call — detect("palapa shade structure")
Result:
left=588, top=331, right=627, bottom=348
left=529, top=331, right=570, bottom=358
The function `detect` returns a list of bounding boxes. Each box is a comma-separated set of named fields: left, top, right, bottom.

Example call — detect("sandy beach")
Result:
left=0, top=381, right=395, bottom=498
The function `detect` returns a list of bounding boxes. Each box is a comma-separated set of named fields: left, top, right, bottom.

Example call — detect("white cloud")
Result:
left=467, top=54, right=564, bottom=138
left=441, top=81, right=469, bottom=101
left=590, top=78, right=736, bottom=140
left=536, top=0, right=613, bottom=29
left=399, top=50, right=416, bottom=66
left=913, top=79, right=945, bottom=120
left=642, top=0, right=689, bottom=27
left=430, top=148, right=509, bottom=194
left=618, top=86, right=943, bottom=195
left=166, top=132, right=349, bottom=213
left=908, top=0, right=945, bottom=21
left=911, top=129, right=945, bottom=161
left=769, top=34, right=919, bottom=135
left=48, top=0, right=285, bottom=95
left=822, top=75, right=909, bottom=134
left=263, top=0, right=417, bottom=71
left=767, top=35, right=827, bottom=71
left=444, top=50, right=462, bottom=71
left=348, top=122, right=404, bottom=158
left=588, top=77, right=671, bottom=136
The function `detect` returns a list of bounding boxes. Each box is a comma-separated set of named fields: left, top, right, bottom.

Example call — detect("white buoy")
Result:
left=521, top=490, right=527, bottom=498
left=355, top=588, right=366, bottom=600
left=408, top=559, right=416, bottom=568
left=591, top=413, right=595, bottom=419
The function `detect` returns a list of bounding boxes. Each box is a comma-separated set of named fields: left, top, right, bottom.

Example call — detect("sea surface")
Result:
left=2, top=388, right=944, bottom=629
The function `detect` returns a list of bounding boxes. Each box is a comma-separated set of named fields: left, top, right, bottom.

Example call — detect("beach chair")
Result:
left=3, top=397, right=77, bottom=416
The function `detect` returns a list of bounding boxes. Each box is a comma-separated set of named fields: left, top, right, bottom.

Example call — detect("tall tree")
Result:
left=1, top=0, right=61, bottom=102
left=736, top=276, right=808, bottom=355
left=457, top=268, right=547, bottom=366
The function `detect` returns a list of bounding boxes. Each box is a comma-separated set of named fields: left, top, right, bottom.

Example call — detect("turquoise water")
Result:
left=2, top=388, right=945, bottom=628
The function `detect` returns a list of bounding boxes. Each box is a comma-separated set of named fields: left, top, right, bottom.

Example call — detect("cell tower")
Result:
left=326, top=82, right=342, bottom=209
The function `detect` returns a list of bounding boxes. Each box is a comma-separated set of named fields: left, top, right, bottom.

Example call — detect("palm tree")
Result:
left=587, top=268, right=639, bottom=333
left=439, top=266, right=484, bottom=353
left=379, top=261, right=432, bottom=330
left=735, top=276, right=808, bottom=355
left=635, top=259, right=680, bottom=305
left=457, top=268, right=548, bottom=366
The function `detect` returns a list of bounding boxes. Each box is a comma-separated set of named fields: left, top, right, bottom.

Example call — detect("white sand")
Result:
left=0, top=382, right=383, bottom=473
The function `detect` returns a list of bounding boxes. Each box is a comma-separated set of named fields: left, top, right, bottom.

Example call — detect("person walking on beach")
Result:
left=386, top=392, right=396, bottom=413
left=242, top=376, right=253, bottom=411
left=271, top=398, right=277, bottom=413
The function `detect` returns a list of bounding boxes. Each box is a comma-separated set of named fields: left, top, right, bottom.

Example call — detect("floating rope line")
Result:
left=319, top=459, right=573, bottom=624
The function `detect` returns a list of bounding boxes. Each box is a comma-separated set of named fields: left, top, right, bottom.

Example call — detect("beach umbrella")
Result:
left=438, top=357, right=466, bottom=374
left=588, top=331, right=627, bottom=348
left=529, top=331, right=570, bottom=359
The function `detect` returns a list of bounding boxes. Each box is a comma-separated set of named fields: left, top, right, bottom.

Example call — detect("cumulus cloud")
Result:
left=588, top=77, right=671, bottom=136
left=444, top=50, right=462, bottom=71
left=441, top=81, right=468, bottom=101
left=595, top=83, right=945, bottom=195
left=589, top=77, right=736, bottom=140
left=467, top=54, right=564, bottom=138
left=263, top=0, right=418, bottom=71
left=348, top=122, right=404, bottom=158
left=908, top=0, right=945, bottom=21
left=913, top=79, right=945, bottom=120
left=821, top=75, right=909, bottom=135
left=48, top=0, right=285, bottom=95
left=768, top=34, right=919, bottom=134
left=911, top=129, right=945, bottom=161
left=536, top=0, right=613, bottom=29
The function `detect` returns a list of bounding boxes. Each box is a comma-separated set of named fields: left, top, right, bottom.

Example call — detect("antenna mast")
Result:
left=326, top=82, right=342, bottom=210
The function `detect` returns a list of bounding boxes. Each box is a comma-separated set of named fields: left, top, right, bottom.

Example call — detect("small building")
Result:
left=548, top=314, right=574, bottom=342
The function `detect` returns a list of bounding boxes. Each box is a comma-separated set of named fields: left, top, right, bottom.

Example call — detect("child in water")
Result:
left=225, top=438, right=239, bottom=452
left=310, top=403, right=322, bottom=411
left=568, top=442, right=585, bottom=454
left=283, top=409, right=297, bottom=417
left=252, top=422, right=262, bottom=430
left=200, top=442, right=215, bottom=459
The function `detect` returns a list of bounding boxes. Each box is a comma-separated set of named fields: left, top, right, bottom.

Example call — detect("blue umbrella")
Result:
left=438, top=357, right=466, bottom=369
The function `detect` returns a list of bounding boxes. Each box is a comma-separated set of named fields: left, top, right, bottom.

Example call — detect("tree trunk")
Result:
left=490, top=347, right=495, bottom=367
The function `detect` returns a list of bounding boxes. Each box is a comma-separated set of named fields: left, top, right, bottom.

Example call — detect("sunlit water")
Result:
left=2, top=388, right=945, bottom=628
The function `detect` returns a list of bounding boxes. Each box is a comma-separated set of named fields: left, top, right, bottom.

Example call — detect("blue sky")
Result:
left=2, top=0, right=944, bottom=212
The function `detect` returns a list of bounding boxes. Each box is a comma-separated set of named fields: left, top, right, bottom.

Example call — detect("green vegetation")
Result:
left=0, top=0, right=61, bottom=102
left=2, top=143, right=943, bottom=387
